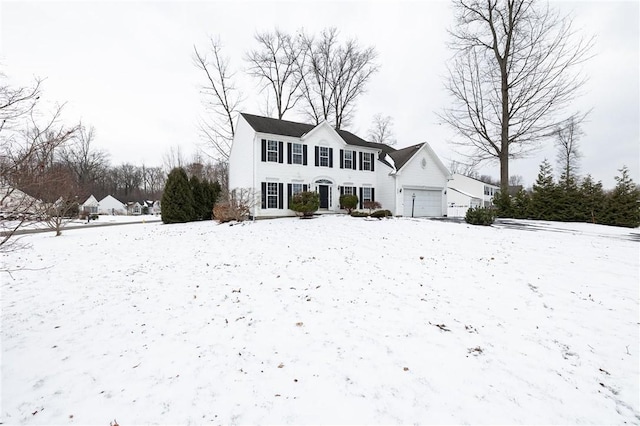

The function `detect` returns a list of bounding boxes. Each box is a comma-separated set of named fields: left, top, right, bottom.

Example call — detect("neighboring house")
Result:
left=0, top=186, right=42, bottom=219
left=98, top=195, right=126, bottom=215
left=447, top=173, right=500, bottom=217
left=152, top=200, right=161, bottom=215
left=80, top=195, right=99, bottom=215
left=126, top=201, right=142, bottom=216
left=228, top=112, right=451, bottom=218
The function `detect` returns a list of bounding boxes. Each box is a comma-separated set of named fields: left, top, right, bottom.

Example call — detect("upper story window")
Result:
left=292, top=143, right=303, bottom=164
left=319, top=147, right=329, bottom=167
left=262, top=139, right=283, bottom=163
left=344, top=151, right=353, bottom=169
left=286, top=142, right=307, bottom=165
left=267, top=140, right=279, bottom=162
left=361, top=152, right=374, bottom=171
left=315, top=146, right=333, bottom=168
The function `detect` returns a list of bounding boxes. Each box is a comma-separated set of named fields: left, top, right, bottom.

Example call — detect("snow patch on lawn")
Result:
left=1, top=216, right=638, bottom=424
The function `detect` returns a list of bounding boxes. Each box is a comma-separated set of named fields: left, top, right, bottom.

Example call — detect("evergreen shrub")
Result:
left=465, top=206, right=496, bottom=225
left=290, top=191, right=320, bottom=218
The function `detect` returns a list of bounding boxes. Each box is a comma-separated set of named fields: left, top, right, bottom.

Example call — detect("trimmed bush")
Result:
left=465, top=206, right=496, bottom=226
left=290, top=191, right=320, bottom=218
left=339, top=194, right=358, bottom=213
left=371, top=209, right=392, bottom=219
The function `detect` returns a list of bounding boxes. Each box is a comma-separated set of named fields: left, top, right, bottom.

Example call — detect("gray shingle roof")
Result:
left=388, top=143, right=424, bottom=171
left=241, top=112, right=394, bottom=152
left=240, top=112, right=420, bottom=171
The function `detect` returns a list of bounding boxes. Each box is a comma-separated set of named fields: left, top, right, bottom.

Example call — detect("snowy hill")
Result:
left=1, top=216, right=638, bottom=424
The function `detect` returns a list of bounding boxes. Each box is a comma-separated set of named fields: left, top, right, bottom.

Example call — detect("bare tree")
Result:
left=246, top=29, right=305, bottom=119
left=35, top=165, right=82, bottom=236
left=298, top=28, right=379, bottom=130
left=367, top=113, right=397, bottom=145
left=1, top=73, right=77, bottom=249
left=555, top=113, right=587, bottom=183
left=509, top=175, right=524, bottom=187
left=162, top=145, right=187, bottom=173
left=57, top=121, right=109, bottom=192
left=193, top=37, right=242, bottom=160
left=449, top=159, right=479, bottom=178
left=440, top=0, right=594, bottom=193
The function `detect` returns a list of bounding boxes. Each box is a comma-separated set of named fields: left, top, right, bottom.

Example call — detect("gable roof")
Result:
left=388, top=143, right=423, bottom=171
left=239, top=112, right=446, bottom=175
left=240, top=112, right=393, bottom=152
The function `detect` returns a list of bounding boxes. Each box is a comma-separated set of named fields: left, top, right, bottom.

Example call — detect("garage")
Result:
left=403, top=188, right=443, bottom=217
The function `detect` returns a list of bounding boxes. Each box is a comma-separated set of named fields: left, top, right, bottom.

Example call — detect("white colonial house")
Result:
left=229, top=113, right=451, bottom=218
left=446, top=173, right=500, bottom=217
left=98, top=195, right=126, bottom=215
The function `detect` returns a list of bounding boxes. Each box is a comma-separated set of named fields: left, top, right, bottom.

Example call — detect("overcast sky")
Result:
left=1, top=0, right=638, bottom=188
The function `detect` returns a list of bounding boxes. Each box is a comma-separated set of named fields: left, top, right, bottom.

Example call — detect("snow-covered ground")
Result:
left=3, top=214, right=159, bottom=233
left=1, top=216, right=638, bottom=425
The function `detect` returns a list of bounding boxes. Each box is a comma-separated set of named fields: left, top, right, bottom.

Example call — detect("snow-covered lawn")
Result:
left=1, top=216, right=638, bottom=424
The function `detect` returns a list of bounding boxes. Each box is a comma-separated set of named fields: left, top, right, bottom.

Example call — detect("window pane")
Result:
left=267, top=140, right=279, bottom=162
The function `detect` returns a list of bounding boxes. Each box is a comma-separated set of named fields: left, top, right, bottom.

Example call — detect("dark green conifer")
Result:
left=161, top=167, right=195, bottom=224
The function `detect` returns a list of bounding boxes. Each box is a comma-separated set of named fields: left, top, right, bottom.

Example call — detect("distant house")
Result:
left=228, top=112, right=451, bottom=218
left=126, top=201, right=142, bottom=216
left=447, top=173, right=500, bottom=217
left=80, top=195, right=99, bottom=215
left=98, top=195, right=126, bottom=215
left=152, top=200, right=161, bottom=215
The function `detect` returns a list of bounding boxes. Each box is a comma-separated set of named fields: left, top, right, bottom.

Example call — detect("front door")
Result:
left=319, top=185, right=329, bottom=209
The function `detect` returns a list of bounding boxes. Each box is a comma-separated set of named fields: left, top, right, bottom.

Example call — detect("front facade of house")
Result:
left=229, top=113, right=451, bottom=218
left=80, top=195, right=99, bottom=215
left=446, top=173, right=500, bottom=217
left=98, top=195, right=126, bottom=215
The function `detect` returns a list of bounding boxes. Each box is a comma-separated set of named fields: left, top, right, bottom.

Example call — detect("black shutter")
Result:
left=359, top=187, right=363, bottom=209
left=329, top=148, right=333, bottom=168
left=315, top=146, right=319, bottom=166
left=371, top=188, right=376, bottom=202
left=339, top=186, right=344, bottom=196
left=261, top=139, right=267, bottom=162
left=359, top=152, right=363, bottom=170
left=353, top=151, right=357, bottom=169
left=278, top=142, right=284, bottom=163
left=278, top=183, right=284, bottom=209
left=261, top=182, right=266, bottom=208
left=371, top=154, right=375, bottom=171
left=303, top=145, right=308, bottom=165
left=287, top=143, right=292, bottom=164
left=340, top=149, right=344, bottom=169
left=287, top=184, right=292, bottom=209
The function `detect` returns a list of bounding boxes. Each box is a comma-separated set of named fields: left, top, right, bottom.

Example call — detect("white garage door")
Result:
left=403, top=189, right=442, bottom=217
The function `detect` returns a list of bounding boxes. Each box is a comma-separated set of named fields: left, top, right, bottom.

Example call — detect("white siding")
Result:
left=247, top=121, right=380, bottom=218
left=395, top=145, right=448, bottom=216
left=229, top=115, right=257, bottom=192
left=375, top=162, right=397, bottom=214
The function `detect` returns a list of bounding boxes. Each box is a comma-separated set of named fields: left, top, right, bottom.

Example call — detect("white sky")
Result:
left=1, top=0, right=638, bottom=188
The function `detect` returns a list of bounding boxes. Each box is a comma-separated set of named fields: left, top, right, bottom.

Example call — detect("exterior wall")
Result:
left=229, top=115, right=257, bottom=192
left=446, top=189, right=482, bottom=217
left=243, top=122, right=380, bottom=218
left=98, top=196, right=126, bottom=215
left=375, top=162, right=397, bottom=215
left=395, top=145, right=449, bottom=216
left=448, top=174, right=499, bottom=206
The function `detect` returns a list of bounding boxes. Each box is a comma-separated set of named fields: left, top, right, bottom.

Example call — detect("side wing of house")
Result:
left=393, top=143, right=451, bottom=217
left=229, top=114, right=257, bottom=193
